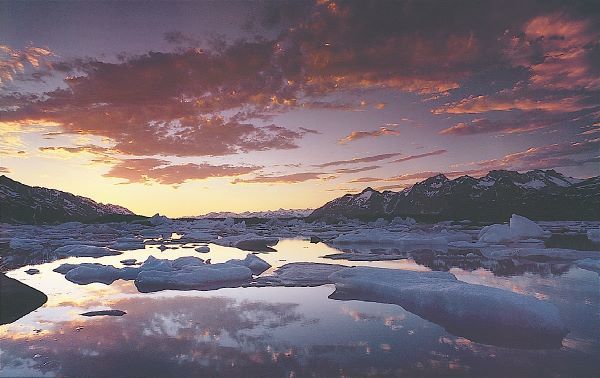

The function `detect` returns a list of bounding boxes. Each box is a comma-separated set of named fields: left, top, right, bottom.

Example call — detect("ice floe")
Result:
left=328, top=266, right=568, bottom=348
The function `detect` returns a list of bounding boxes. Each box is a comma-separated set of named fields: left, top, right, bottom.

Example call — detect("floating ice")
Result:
left=481, top=247, right=599, bottom=261
left=54, top=245, right=121, bottom=258
left=479, top=214, right=544, bottom=243
left=332, top=229, right=449, bottom=245
left=260, top=262, right=347, bottom=286
left=509, top=214, right=544, bottom=239
left=213, top=233, right=279, bottom=251
left=329, top=266, right=568, bottom=348
left=575, top=258, right=600, bottom=273
left=587, top=229, right=600, bottom=243
left=134, top=263, right=252, bottom=292
left=226, top=254, right=271, bottom=274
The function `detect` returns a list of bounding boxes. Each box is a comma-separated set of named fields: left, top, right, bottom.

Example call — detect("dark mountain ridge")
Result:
left=0, top=175, right=135, bottom=224
left=308, top=169, right=600, bottom=221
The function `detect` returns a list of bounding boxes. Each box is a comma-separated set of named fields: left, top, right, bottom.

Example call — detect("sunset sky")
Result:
left=1, top=0, right=598, bottom=217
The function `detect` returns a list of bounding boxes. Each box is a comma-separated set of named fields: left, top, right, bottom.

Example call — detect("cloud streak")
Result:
left=338, top=126, right=400, bottom=144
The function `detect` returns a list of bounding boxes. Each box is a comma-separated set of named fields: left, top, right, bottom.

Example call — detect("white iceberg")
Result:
left=479, top=214, right=544, bottom=243
left=329, top=266, right=567, bottom=348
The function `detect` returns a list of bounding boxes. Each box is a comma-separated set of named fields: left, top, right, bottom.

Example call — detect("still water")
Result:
left=1, top=240, right=598, bottom=377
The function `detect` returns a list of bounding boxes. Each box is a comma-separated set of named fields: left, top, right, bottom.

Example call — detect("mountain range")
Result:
left=0, top=175, right=134, bottom=224
left=308, top=169, right=600, bottom=221
left=2, top=169, right=599, bottom=224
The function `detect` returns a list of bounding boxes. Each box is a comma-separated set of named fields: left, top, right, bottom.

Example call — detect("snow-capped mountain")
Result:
left=197, top=208, right=314, bottom=219
left=0, top=175, right=134, bottom=224
left=308, top=170, right=600, bottom=221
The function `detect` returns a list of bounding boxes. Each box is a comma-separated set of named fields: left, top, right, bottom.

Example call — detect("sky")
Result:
left=0, top=0, right=598, bottom=217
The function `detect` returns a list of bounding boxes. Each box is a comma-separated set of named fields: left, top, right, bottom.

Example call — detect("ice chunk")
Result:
left=329, top=266, right=568, bottom=348
left=267, top=262, right=347, bottom=286
left=65, top=264, right=124, bottom=285
left=332, top=229, right=448, bottom=245
left=134, top=263, right=252, bottom=292
left=9, top=239, right=43, bottom=253
left=479, top=215, right=544, bottom=243
left=481, top=247, right=599, bottom=261
left=226, top=254, right=271, bottom=274
left=213, top=233, right=279, bottom=251
left=509, top=214, right=544, bottom=239
left=54, top=245, right=121, bottom=258
left=576, top=258, right=600, bottom=273
left=478, top=224, right=515, bottom=243
left=110, top=238, right=145, bottom=251
left=171, top=256, right=205, bottom=269
left=587, top=229, right=600, bottom=243
left=139, top=255, right=174, bottom=272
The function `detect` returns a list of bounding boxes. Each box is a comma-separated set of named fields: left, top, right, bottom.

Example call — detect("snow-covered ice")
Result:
left=329, top=266, right=568, bottom=348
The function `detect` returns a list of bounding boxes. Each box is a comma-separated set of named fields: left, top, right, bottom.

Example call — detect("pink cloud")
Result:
left=338, top=126, right=400, bottom=144
left=104, top=158, right=260, bottom=185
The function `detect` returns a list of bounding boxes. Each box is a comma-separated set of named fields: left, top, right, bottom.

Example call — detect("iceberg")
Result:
left=479, top=214, right=544, bottom=243
left=329, top=266, right=568, bottom=348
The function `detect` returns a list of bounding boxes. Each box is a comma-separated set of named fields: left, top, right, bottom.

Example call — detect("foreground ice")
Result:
left=329, top=266, right=568, bottom=348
